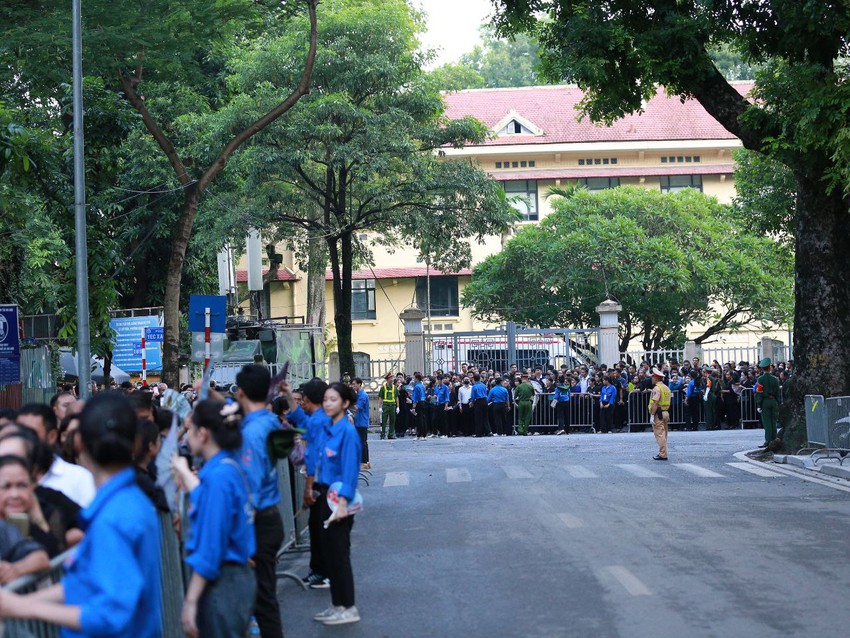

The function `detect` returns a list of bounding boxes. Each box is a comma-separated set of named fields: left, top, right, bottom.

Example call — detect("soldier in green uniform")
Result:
left=755, top=357, right=780, bottom=447
left=514, top=372, right=535, bottom=436
left=379, top=373, right=398, bottom=439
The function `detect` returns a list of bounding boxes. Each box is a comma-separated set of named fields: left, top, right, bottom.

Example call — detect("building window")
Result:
left=512, top=161, right=519, bottom=168
left=503, top=180, right=539, bottom=221
left=529, top=160, right=536, bottom=167
left=520, top=161, right=527, bottom=167
left=351, top=279, right=376, bottom=320
left=416, top=276, right=459, bottom=317
left=579, top=177, right=620, bottom=191
left=496, top=162, right=502, bottom=168
left=661, top=175, right=703, bottom=193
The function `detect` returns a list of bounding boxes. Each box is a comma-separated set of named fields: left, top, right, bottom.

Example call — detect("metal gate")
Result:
left=428, top=323, right=598, bottom=374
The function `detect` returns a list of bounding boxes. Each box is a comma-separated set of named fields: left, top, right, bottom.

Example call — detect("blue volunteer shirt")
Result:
left=436, top=384, right=450, bottom=405
left=600, top=384, right=617, bottom=406
left=686, top=379, right=699, bottom=398
left=471, top=382, right=488, bottom=401
left=554, top=386, right=571, bottom=402
left=288, top=405, right=332, bottom=478
left=411, top=381, right=426, bottom=404
left=62, top=467, right=161, bottom=638
left=319, top=418, right=362, bottom=501
left=240, top=408, right=281, bottom=510
left=487, top=385, right=509, bottom=404
left=185, top=451, right=256, bottom=581
left=354, top=388, right=370, bottom=429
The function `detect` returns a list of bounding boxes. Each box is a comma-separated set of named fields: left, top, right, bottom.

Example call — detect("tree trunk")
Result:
left=779, top=162, right=850, bottom=450
left=327, top=231, right=355, bottom=379
left=306, top=226, right=326, bottom=326
left=161, top=187, right=200, bottom=387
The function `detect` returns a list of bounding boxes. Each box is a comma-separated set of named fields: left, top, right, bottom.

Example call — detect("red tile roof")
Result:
left=494, top=164, right=734, bottom=181
left=325, top=267, right=472, bottom=281
left=443, top=84, right=753, bottom=146
left=236, top=268, right=299, bottom=283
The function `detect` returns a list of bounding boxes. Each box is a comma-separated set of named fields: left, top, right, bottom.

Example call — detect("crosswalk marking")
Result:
left=383, top=472, right=410, bottom=487
left=446, top=468, right=472, bottom=483
left=557, top=513, right=583, bottom=529
left=674, top=463, right=726, bottom=478
left=565, top=465, right=599, bottom=479
left=616, top=464, right=663, bottom=478
left=502, top=465, right=534, bottom=479
left=603, top=565, right=652, bottom=596
left=726, top=462, right=784, bottom=478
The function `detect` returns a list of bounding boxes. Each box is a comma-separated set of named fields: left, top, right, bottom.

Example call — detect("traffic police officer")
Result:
left=378, top=373, right=397, bottom=439
left=649, top=368, right=672, bottom=460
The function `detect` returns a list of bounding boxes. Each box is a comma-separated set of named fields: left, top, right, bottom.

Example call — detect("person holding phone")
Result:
left=172, top=400, right=256, bottom=638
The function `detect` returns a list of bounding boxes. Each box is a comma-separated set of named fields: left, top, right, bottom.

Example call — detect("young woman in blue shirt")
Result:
left=0, top=392, right=162, bottom=637
left=172, top=399, right=256, bottom=638
left=313, top=382, right=363, bottom=626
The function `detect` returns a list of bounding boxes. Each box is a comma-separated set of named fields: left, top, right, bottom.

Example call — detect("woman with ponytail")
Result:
left=172, top=400, right=256, bottom=638
left=0, top=392, right=162, bottom=637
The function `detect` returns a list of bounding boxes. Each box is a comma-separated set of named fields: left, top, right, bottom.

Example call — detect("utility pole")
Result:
left=72, top=0, right=92, bottom=397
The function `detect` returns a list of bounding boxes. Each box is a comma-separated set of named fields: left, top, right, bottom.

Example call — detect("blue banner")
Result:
left=110, top=316, right=162, bottom=372
left=0, top=305, right=21, bottom=385
left=144, top=327, right=164, bottom=343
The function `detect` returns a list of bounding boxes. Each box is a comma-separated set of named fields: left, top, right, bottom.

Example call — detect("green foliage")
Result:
left=732, top=149, right=795, bottom=246
left=709, top=43, right=757, bottom=82
left=430, top=25, right=544, bottom=90
left=462, top=187, right=793, bottom=351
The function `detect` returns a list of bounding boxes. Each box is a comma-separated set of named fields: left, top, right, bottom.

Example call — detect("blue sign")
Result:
left=144, top=327, right=164, bottom=343
left=0, top=305, right=21, bottom=385
left=188, top=295, right=227, bottom=333
left=110, top=316, right=162, bottom=372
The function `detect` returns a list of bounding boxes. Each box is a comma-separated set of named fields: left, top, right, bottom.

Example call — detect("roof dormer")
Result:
left=492, top=110, right=544, bottom=137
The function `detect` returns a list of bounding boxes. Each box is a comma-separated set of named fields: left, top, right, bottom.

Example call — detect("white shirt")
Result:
left=579, top=375, right=589, bottom=393
left=458, top=385, right=473, bottom=405
left=39, top=455, right=96, bottom=508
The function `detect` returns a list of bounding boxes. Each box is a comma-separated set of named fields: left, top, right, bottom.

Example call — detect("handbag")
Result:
left=550, top=398, right=558, bottom=409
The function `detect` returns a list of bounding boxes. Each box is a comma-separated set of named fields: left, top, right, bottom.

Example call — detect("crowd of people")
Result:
left=373, top=357, right=791, bottom=438
left=0, top=364, right=366, bottom=635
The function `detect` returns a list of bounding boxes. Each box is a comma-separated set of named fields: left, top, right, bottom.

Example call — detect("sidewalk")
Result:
left=737, top=448, right=850, bottom=493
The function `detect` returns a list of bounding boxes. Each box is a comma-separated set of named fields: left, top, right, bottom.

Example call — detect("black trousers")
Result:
left=685, top=399, right=701, bottom=429
left=473, top=398, right=490, bottom=436
left=357, top=427, right=369, bottom=463
left=434, top=406, right=448, bottom=436
left=414, top=402, right=428, bottom=438
left=318, top=487, right=356, bottom=608
left=599, top=404, right=614, bottom=433
left=489, top=402, right=508, bottom=435
left=308, top=497, right=326, bottom=576
left=253, top=506, right=285, bottom=638
left=556, top=401, right=571, bottom=431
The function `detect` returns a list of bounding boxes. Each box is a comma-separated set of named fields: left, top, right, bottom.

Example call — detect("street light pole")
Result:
left=72, top=0, right=92, bottom=398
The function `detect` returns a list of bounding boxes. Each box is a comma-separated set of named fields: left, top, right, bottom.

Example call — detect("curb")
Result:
left=733, top=449, right=850, bottom=494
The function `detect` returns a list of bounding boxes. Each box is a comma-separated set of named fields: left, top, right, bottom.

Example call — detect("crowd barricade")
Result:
left=0, top=550, right=68, bottom=638
left=275, top=459, right=311, bottom=588
left=627, top=391, right=652, bottom=432
left=739, top=388, right=760, bottom=428
left=667, top=393, right=688, bottom=428
left=569, top=393, right=596, bottom=432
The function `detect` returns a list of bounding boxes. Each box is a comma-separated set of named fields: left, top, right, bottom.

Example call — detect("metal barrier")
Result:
left=275, top=459, right=310, bottom=588
left=0, top=550, right=68, bottom=638
left=569, top=394, right=596, bottom=432
left=627, top=391, right=652, bottom=432
left=739, top=388, right=760, bottom=429
left=825, top=396, right=850, bottom=452
left=804, top=395, right=828, bottom=447
left=159, top=512, right=185, bottom=638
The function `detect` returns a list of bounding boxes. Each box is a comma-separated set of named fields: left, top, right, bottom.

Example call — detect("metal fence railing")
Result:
left=0, top=550, right=68, bottom=638
left=739, top=388, right=760, bottom=428
left=824, top=396, right=850, bottom=452
left=804, top=395, right=828, bottom=447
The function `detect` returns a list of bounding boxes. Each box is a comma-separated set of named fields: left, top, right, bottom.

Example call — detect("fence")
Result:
left=824, top=396, right=850, bottom=451
left=804, top=395, right=828, bottom=447
left=0, top=346, right=56, bottom=409
left=619, top=350, right=685, bottom=366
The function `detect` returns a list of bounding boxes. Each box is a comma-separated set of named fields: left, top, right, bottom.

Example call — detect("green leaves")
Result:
left=462, top=186, right=793, bottom=350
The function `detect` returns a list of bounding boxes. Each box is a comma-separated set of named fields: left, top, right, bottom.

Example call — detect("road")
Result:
left=277, top=430, right=850, bottom=637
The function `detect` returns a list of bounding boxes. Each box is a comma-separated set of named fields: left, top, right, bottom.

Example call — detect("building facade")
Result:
left=241, top=83, right=790, bottom=365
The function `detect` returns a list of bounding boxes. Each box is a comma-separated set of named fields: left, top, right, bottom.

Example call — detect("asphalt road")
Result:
left=277, top=430, right=850, bottom=638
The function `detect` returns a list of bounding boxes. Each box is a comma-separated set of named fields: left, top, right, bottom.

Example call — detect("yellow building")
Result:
left=241, top=82, right=789, bottom=363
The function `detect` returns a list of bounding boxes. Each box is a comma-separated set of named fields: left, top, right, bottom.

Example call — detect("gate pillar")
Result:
left=400, top=307, right=427, bottom=374
left=595, top=299, right=622, bottom=367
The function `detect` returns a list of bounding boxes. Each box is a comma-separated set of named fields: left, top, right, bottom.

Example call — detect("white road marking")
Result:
left=616, top=464, right=663, bottom=478
left=446, top=468, right=472, bottom=483
left=565, top=465, right=599, bottom=479
left=726, top=462, right=783, bottom=478
left=502, top=465, right=534, bottom=479
left=383, top=472, right=410, bottom=487
left=674, top=463, right=726, bottom=478
left=557, top=513, right=584, bottom=529
left=604, top=565, right=652, bottom=596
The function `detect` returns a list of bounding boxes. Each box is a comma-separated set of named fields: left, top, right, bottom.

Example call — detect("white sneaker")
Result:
left=314, top=605, right=344, bottom=621
left=321, top=605, right=360, bottom=625
left=439, top=435, right=447, bottom=439
left=556, top=429, right=565, bottom=435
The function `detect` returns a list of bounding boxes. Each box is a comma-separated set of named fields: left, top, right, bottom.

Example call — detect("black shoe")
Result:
left=652, top=455, right=668, bottom=461
left=758, top=442, right=769, bottom=448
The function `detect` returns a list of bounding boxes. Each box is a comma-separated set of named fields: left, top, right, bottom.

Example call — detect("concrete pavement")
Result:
left=277, top=430, right=850, bottom=637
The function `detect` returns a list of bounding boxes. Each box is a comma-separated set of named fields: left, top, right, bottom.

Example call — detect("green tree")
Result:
left=431, top=25, right=545, bottom=90
left=0, top=0, right=319, bottom=385
left=494, top=0, right=850, bottom=449
left=732, top=149, right=796, bottom=247
left=229, top=0, right=518, bottom=375
left=462, top=187, right=793, bottom=355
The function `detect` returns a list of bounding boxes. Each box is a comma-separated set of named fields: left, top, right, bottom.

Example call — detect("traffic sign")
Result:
left=188, top=295, right=227, bottom=333
left=144, top=327, right=164, bottom=343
